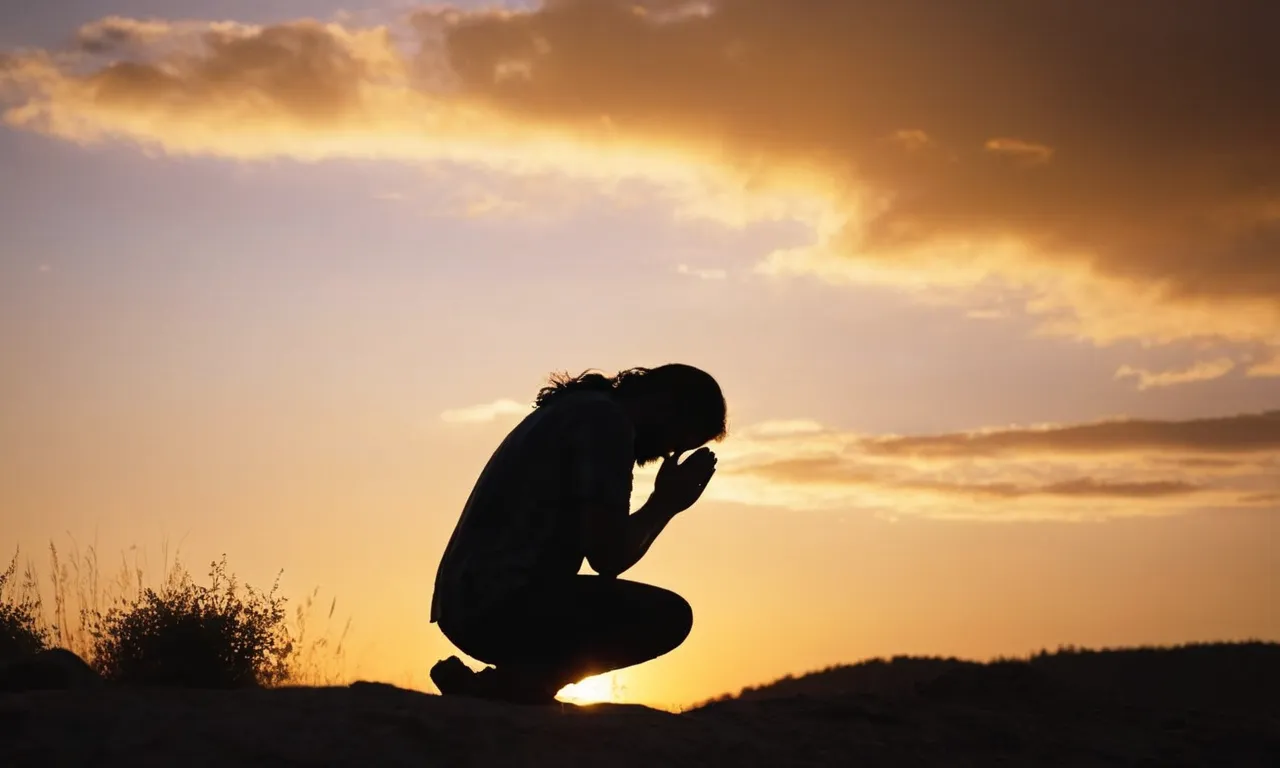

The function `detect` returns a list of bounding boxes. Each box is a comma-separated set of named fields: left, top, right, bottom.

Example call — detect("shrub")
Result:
left=90, top=556, right=293, bottom=688
left=0, top=551, right=50, bottom=662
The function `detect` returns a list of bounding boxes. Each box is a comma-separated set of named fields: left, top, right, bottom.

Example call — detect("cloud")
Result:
left=676, top=263, right=727, bottom=280
left=983, top=137, right=1054, bottom=166
left=965, top=308, right=1010, bottom=321
left=861, top=411, right=1280, bottom=459
left=3, top=2, right=1280, bottom=352
left=704, top=411, right=1280, bottom=520
left=439, top=398, right=529, bottom=423
left=1243, top=492, right=1280, bottom=504
left=1247, top=348, right=1280, bottom=378
left=742, top=458, right=1201, bottom=501
left=888, top=129, right=932, bottom=153
left=437, top=0, right=1280, bottom=347
left=0, top=15, right=757, bottom=196
left=1115, top=358, right=1237, bottom=391
left=74, top=17, right=175, bottom=53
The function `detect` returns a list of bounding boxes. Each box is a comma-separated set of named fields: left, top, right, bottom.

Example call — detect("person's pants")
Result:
left=438, top=575, right=693, bottom=689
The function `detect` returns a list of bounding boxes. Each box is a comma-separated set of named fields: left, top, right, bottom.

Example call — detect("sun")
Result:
left=556, top=672, right=619, bottom=705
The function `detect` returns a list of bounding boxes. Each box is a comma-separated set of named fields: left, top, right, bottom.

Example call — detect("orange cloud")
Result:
left=1247, top=348, right=1280, bottom=378
left=439, top=2, right=1280, bottom=304
left=1115, top=358, right=1237, bottom=391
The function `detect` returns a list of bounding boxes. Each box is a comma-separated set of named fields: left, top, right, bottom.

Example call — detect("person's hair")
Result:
left=535, top=364, right=728, bottom=442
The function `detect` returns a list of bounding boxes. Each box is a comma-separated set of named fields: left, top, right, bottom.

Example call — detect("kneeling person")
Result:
left=429, top=364, right=725, bottom=704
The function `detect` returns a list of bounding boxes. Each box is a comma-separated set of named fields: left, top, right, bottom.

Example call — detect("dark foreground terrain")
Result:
left=3, top=644, right=1279, bottom=766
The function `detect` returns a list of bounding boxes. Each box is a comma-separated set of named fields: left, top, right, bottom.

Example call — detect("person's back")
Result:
left=430, top=389, right=633, bottom=627
left=429, top=365, right=726, bottom=704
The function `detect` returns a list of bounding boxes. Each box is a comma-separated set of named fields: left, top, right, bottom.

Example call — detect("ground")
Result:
left=3, top=672, right=1278, bottom=766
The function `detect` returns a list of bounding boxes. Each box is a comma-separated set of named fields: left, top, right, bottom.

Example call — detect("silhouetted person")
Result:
left=429, top=364, right=725, bottom=704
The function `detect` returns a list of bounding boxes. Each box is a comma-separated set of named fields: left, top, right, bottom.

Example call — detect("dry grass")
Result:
left=2, top=538, right=351, bottom=686
left=286, top=586, right=352, bottom=686
left=0, top=554, right=49, bottom=660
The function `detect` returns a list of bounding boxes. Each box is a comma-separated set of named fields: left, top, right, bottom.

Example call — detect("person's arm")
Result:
left=581, top=495, right=680, bottom=579
left=578, top=424, right=727, bottom=576
left=562, top=400, right=685, bottom=578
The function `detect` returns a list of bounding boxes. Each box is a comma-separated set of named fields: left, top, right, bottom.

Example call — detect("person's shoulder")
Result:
left=554, top=390, right=632, bottom=432
left=556, top=389, right=625, bottom=415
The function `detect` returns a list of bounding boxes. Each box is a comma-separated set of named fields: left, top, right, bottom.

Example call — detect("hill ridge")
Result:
left=695, top=640, right=1280, bottom=715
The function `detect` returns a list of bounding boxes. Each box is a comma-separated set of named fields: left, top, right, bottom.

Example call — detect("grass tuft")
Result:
left=1, top=538, right=350, bottom=688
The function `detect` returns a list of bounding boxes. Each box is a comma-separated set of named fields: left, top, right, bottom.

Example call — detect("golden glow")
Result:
left=557, top=673, right=620, bottom=705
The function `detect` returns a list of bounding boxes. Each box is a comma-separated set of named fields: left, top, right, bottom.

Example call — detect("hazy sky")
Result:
left=2, top=1, right=1278, bottom=707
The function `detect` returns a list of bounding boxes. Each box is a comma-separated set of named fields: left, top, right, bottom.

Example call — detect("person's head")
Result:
left=535, top=364, right=728, bottom=465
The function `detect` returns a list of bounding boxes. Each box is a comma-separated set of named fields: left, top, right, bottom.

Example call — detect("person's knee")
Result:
left=663, top=592, right=694, bottom=649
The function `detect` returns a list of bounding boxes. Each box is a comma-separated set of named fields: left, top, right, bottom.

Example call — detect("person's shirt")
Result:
left=429, top=389, right=635, bottom=624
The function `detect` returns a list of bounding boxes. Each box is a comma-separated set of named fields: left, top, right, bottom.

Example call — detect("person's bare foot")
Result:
left=430, top=656, right=559, bottom=706
left=429, top=656, right=478, bottom=696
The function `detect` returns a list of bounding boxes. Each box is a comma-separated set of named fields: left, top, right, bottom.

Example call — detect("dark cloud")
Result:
left=85, top=22, right=372, bottom=122
left=865, top=411, right=1280, bottom=458
left=438, top=0, right=1280, bottom=304
left=1241, top=492, right=1280, bottom=504
left=74, top=17, right=161, bottom=54
left=1033, top=478, right=1199, bottom=499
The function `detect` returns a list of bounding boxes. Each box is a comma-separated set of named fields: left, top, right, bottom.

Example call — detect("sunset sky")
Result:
left=2, top=0, right=1279, bottom=708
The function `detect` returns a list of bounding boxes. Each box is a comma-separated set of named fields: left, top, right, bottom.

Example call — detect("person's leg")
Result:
left=484, top=576, right=693, bottom=680
left=435, top=576, right=692, bottom=703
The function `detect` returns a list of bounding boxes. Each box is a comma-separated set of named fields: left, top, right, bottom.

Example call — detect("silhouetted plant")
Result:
left=0, top=550, right=50, bottom=661
left=89, top=556, right=293, bottom=688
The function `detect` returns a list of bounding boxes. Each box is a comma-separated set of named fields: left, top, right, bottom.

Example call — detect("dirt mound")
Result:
left=2, top=676, right=1276, bottom=766
left=3, top=643, right=1278, bottom=766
